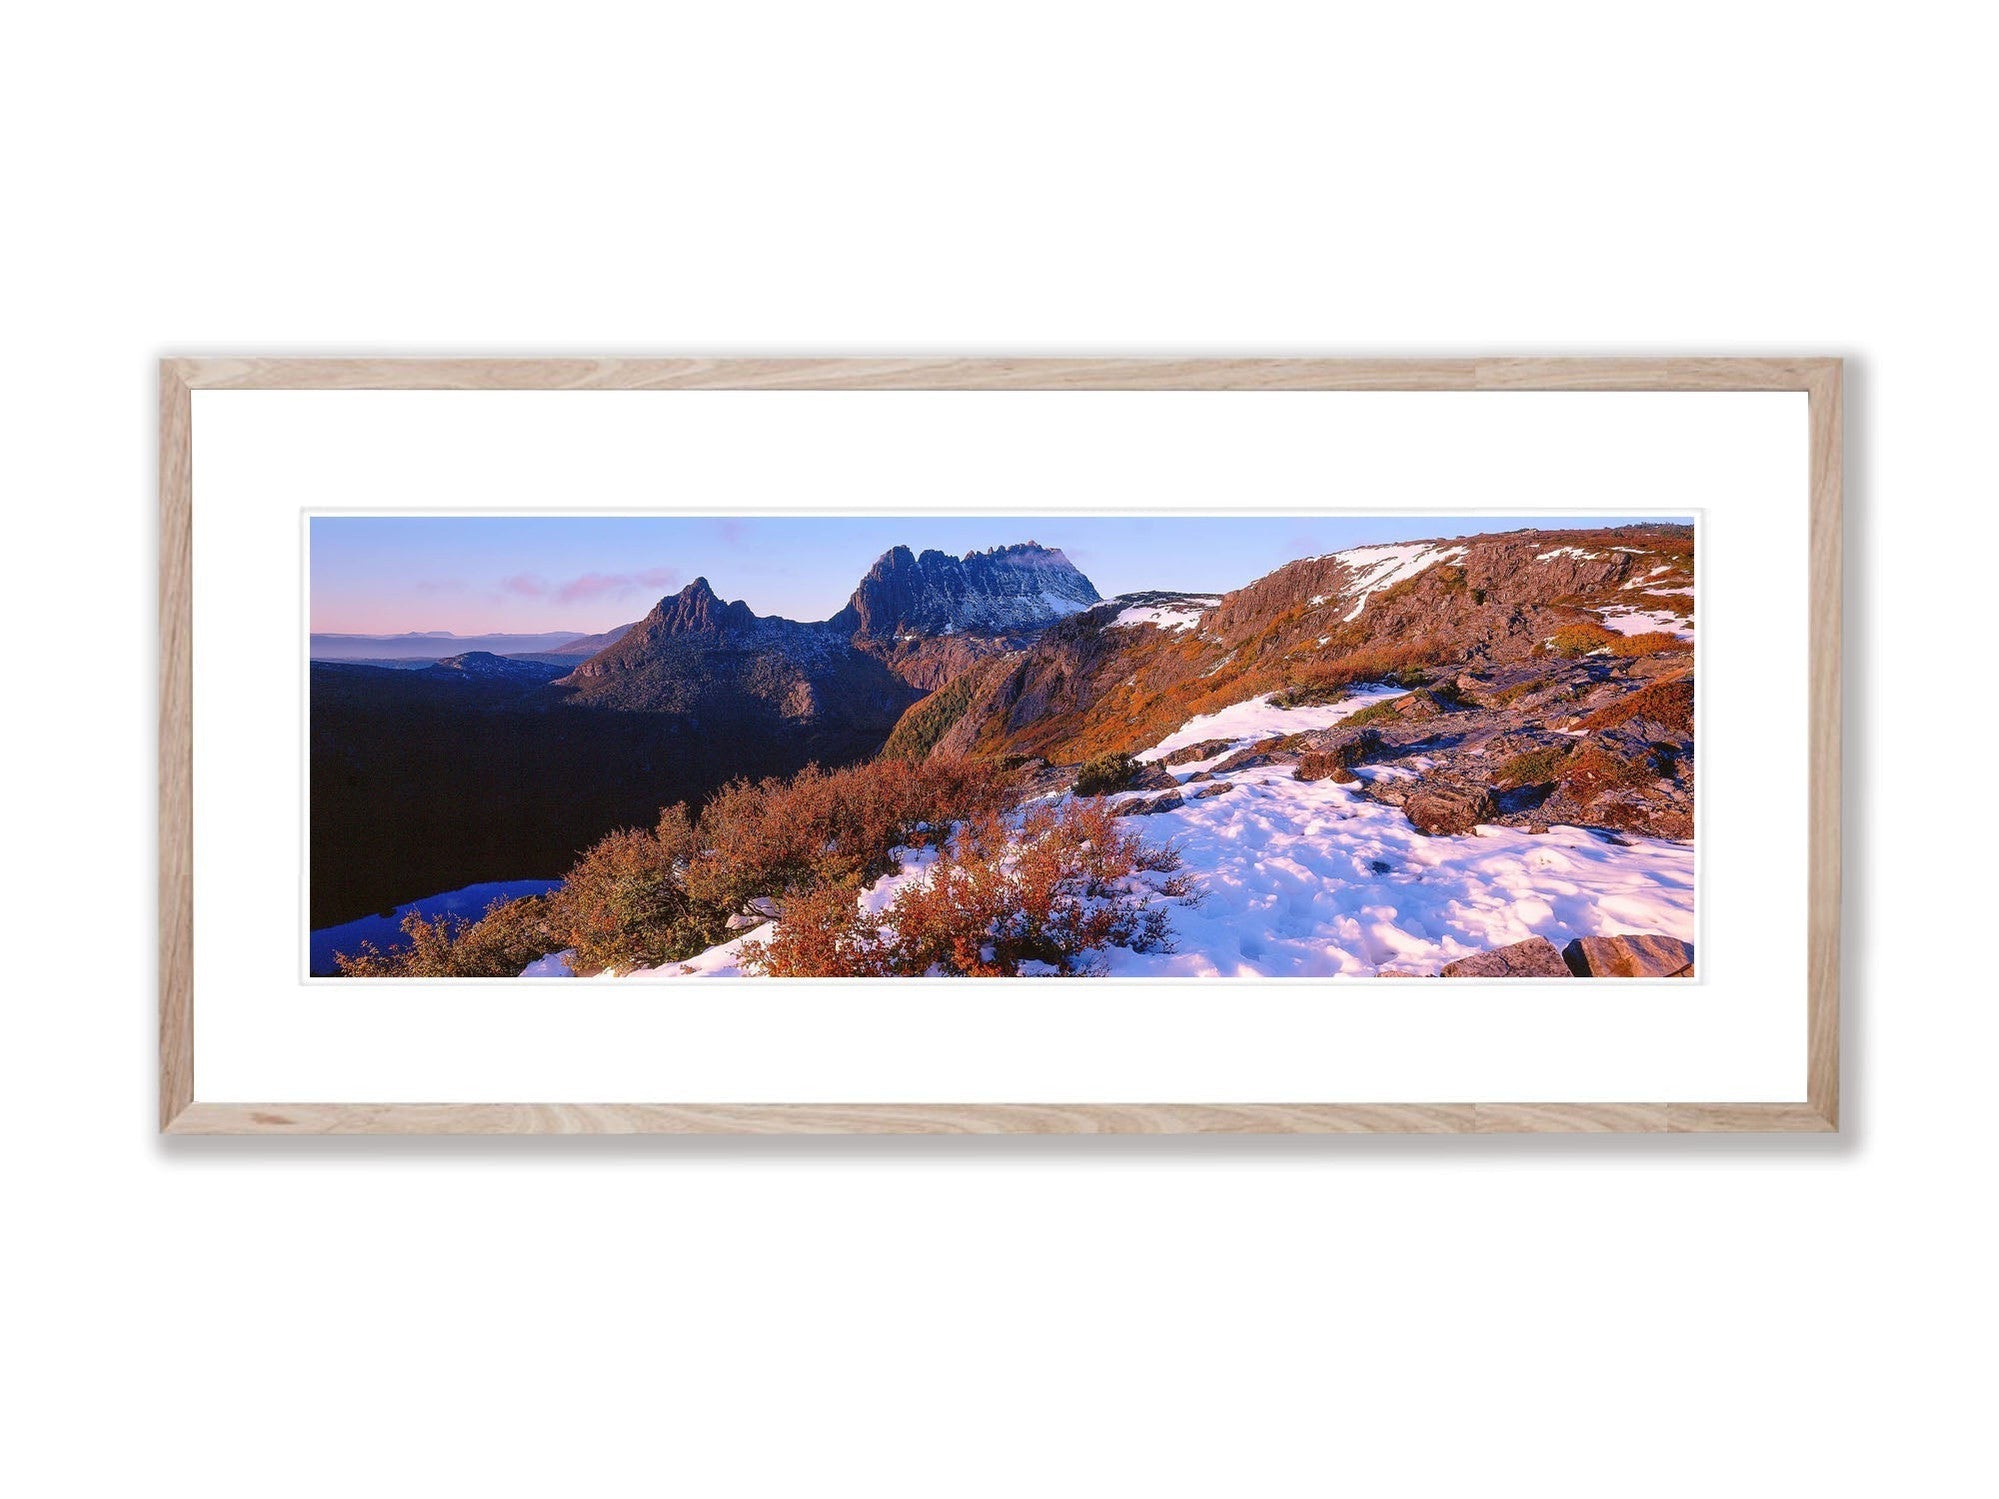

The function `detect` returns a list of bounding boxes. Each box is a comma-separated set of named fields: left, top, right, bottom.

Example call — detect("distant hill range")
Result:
left=309, top=626, right=633, bottom=663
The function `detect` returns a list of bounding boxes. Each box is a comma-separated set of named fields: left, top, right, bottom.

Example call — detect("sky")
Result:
left=309, top=514, right=1689, bottom=635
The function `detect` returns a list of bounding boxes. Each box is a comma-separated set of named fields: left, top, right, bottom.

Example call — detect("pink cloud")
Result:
left=555, top=566, right=681, bottom=604
left=499, top=567, right=682, bottom=605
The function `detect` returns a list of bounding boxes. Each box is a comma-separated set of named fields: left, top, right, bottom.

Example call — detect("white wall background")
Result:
left=3, top=4, right=1990, bottom=1495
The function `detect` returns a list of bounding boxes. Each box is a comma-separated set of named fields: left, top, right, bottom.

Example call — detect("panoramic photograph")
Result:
left=309, top=514, right=1696, bottom=980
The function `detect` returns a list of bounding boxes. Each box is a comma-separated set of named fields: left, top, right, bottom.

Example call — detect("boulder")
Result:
left=1163, top=737, right=1236, bottom=767
left=1364, top=776, right=1414, bottom=808
left=1294, top=752, right=1358, bottom=784
left=1114, top=791, right=1184, bottom=818
left=1561, top=934, right=1695, bottom=977
left=1188, top=781, right=1236, bottom=800
left=1403, top=779, right=1497, bottom=837
left=1440, top=937, right=1572, bottom=978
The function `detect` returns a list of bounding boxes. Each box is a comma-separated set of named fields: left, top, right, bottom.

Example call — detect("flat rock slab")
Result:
left=1162, top=738, right=1236, bottom=767
left=1114, top=791, right=1184, bottom=817
left=1440, top=937, right=1572, bottom=978
left=1562, top=934, right=1695, bottom=977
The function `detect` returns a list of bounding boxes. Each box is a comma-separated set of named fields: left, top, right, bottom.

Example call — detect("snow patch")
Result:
left=1328, top=543, right=1468, bottom=623
left=1136, top=685, right=1409, bottom=773
left=1596, top=605, right=1694, bottom=641
left=1110, top=598, right=1219, bottom=633
left=1536, top=546, right=1605, bottom=562
left=1100, top=764, right=1693, bottom=977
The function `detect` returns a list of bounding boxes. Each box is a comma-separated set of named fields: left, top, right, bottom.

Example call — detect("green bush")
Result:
left=1490, top=742, right=1576, bottom=789
left=1073, top=751, right=1140, bottom=797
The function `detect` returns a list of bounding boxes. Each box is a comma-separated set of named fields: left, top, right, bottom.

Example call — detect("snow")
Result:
left=1135, top=685, right=1409, bottom=771
left=1090, top=756, right=1690, bottom=976
left=1621, top=564, right=1677, bottom=590
left=519, top=949, right=576, bottom=978
left=1038, top=589, right=1095, bottom=617
left=1327, top=543, right=1468, bottom=622
left=1110, top=598, right=1219, bottom=633
left=624, top=924, right=768, bottom=979
left=1596, top=604, right=1694, bottom=641
left=1536, top=546, right=1604, bottom=562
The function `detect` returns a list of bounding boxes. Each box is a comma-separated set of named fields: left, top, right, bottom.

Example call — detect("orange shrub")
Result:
left=1605, top=631, right=1692, bottom=657
left=333, top=893, right=561, bottom=978
left=739, top=799, right=1196, bottom=977
left=1579, top=674, right=1694, bottom=736
left=1550, top=621, right=1617, bottom=657
left=557, top=826, right=710, bottom=972
left=684, top=754, right=1022, bottom=914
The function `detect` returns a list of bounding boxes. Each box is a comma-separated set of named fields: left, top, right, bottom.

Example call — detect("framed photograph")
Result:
left=160, top=357, right=1840, bottom=1134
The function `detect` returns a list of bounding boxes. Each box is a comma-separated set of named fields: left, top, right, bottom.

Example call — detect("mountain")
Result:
left=558, top=577, right=921, bottom=744
left=882, top=522, right=1694, bottom=788
left=818, top=541, right=1101, bottom=689
left=547, top=621, right=635, bottom=656
left=422, top=651, right=570, bottom=683
left=310, top=630, right=590, bottom=661
left=559, top=542, right=1103, bottom=713
left=832, top=542, right=1100, bottom=638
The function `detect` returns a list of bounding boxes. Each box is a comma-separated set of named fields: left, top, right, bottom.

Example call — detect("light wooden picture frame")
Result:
left=159, top=356, right=1841, bottom=1135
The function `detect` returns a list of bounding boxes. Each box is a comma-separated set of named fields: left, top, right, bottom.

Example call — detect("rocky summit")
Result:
left=832, top=542, right=1100, bottom=640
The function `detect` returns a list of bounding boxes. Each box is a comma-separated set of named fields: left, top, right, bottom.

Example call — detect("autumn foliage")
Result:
left=1549, top=621, right=1618, bottom=657
left=739, top=798, right=1196, bottom=977
left=333, top=893, right=561, bottom=978
left=335, top=754, right=1026, bottom=977
left=1605, top=630, right=1692, bottom=657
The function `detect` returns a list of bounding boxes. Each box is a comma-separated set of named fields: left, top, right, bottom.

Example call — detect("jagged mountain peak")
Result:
left=834, top=539, right=1101, bottom=640
left=650, top=576, right=757, bottom=635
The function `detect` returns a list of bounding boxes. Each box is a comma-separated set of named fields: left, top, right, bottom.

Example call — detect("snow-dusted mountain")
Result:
left=831, top=542, right=1100, bottom=640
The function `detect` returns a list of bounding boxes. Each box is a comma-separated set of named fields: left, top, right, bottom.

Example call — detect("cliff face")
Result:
left=831, top=542, right=1101, bottom=640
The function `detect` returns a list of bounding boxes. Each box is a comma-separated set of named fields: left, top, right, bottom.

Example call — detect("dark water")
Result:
left=308, top=879, right=563, bottom=976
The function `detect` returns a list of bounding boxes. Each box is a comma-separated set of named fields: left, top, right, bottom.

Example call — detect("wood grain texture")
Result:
left=158, top=356, right=1843, bottom=1136
left=1806, top=361, right=1843, bottom=1127
left=164, top=1100, right=1835, bottom=1135
left=168, top=1102, right=1478, bottom=1135
left=170, top=355, right=1840, bottom=393
left=159, top=362, right=193, bottom=1131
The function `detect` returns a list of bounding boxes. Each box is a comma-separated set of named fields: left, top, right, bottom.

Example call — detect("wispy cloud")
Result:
left=499, top=567, right=682, bottom=605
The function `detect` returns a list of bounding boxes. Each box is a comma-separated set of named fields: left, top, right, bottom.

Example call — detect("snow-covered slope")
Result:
left=583, top=683, right=1692, bottom=981
left=1091, top=761, right=1692, bottom=977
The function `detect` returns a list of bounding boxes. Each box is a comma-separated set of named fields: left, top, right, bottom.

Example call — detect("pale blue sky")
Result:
left=309, top=514, right=1687, bottom=634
